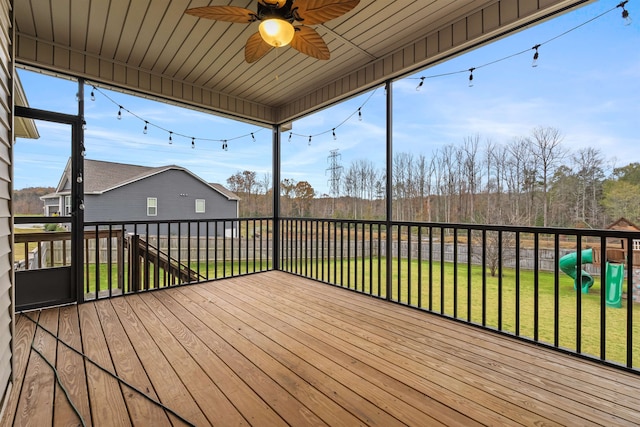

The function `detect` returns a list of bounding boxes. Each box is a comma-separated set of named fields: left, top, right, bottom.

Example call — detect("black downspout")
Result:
left=272, top=124, right=281, bottom=270
left=73, top=79, right=85, bottom=303
left=385, top=80, right=393, bottom=301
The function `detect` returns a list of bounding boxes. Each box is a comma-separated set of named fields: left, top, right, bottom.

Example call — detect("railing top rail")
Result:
left=14, top=229, right=123, bottom=243
left=84, top=217, right=273, bottom=227
left=15, top=216, right=71, bottom=225
left=279, top=217, right=640, bottom=239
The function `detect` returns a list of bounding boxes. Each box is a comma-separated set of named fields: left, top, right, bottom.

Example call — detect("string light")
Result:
left=532, top=44, right=540, bottom=67
left=409, top=1, right=628, bottom=89
left=191, top=137, right=195, bottom=149
left=618, top=1, right=632, bottom=25
left=89, top=85, right=265, bottom=149
left=86, top=2, right=622, bottom=150
left=82, top=120, right=87, bottom=131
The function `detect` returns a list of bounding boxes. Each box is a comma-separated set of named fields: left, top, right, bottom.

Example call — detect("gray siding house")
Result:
left=42, top=159, right=239, bottom=236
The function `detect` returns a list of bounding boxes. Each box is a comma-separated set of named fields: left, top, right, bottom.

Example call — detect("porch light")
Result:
left=259, top=19, right=295, bottom=47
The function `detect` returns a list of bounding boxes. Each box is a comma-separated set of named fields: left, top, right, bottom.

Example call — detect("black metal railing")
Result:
left=279, top=218, right=640, bottom=372
left=23, top=215, right=639, bottom=372
left=82, top=218, right=273, bottom=300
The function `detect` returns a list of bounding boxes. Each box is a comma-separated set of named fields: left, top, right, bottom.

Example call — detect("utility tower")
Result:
left=326, top=149, right=343, bottom=212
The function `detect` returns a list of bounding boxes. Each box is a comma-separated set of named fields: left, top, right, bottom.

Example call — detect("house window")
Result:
left=634, top=240, right=640, bottom=251
left=64, top=195, right=71, bottom=215
left=195, top=199, right=205, bottom=213
left=147, top=197, right=157, bottom=216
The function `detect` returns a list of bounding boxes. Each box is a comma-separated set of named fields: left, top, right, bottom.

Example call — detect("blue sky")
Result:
left=14, top=0, right=639, bottom=195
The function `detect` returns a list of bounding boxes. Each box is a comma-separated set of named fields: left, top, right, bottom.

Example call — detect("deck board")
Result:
left=93, top=299, right=172, bottom=426
left=54, top=305, right=91, bottom=426
left=222, top=275, right=556, bottom=426
left=2, top=271, right=639, bottom=426
left=108, top=297, right=211, bottom=427
left=15, top=309, right=57, bottom=427
left=245, top=275, right=632, bottom=425
left=79, top=303, right=132, bottom=426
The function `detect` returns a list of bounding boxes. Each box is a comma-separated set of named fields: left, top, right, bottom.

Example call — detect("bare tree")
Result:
left=527, top=127, right=567, bottom=226
left=573, top=147, right=605, bottom=227
left=462, top=135, right=481, bottom=222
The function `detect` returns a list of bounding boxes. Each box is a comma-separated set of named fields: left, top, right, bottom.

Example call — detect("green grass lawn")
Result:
left=85, top=255, right=639, bottom=368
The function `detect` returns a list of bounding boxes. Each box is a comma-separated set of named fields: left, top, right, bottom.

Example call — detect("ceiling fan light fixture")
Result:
left=259, top=19, right=295, bottom=47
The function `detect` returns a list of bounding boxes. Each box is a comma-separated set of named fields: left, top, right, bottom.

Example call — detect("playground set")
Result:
left=559, top=248, right=624, bottom=308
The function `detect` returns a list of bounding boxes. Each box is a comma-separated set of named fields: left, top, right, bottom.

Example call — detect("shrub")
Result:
left=44, top=223, right=58, bottom=232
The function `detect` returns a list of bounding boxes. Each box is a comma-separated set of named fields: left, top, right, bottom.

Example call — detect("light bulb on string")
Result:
left=251, top=133, right=256, bottom=142
left=82, top=120, right=87, bottom=131
left=618, top=1, right=632, bottom=25
left=192, top=137, right=195, bottom=149
left=468, top=68, right=475, bottom=87
left=416, top=77, right=425, bottom=91
left=169, top=131, right=173, bottom=144
left=143, top=121, right=148, bottom=134
left=531, top=45, right=540, bottom=67
left=288, top=132, right=292, bottom=142
left=332, top=128, right=337, bottom=140
left=90, top=87, right=95, bottom=101
left=117, top=106, right=123, bottom=120
left=358, top=108, right=362, bottom=121
left=308, top=136, right=312, bottom=146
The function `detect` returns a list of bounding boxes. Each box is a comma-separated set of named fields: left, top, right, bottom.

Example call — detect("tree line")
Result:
left=13, top=187, right=55, bottom=215
left=227, top=126, right=637, bottom=228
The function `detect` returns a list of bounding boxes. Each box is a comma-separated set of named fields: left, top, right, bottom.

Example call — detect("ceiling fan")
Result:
left=185, top=0, right=360, bottom=63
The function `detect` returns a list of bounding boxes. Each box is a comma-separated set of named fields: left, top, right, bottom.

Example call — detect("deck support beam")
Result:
left=385, top=80, right=393, bottom=301
left=272, top=124, right=281, bottom=270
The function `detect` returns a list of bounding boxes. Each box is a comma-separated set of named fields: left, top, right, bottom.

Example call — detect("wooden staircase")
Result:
left=127, top=234, right=206, bottom=291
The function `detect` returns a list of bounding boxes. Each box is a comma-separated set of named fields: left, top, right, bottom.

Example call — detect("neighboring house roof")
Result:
left=14, top=73, right=40, bottom=140
left=209, top=183, right=241, bottom=201
left=40, top=192, right=67, bottom=200
left=52, top=159, right=239, bottom=201
left=606, top=217, right=640, bottom=232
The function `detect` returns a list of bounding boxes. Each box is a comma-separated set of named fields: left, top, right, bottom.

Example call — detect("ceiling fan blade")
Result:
left=290, top=26, right=330, bottom=60
left=293, top=0, right=360, bottom=25
left=245, top=32, right=274, bottom=63
left=258, top=0, right=287, bottom=8
left=185, top=6, right=255, bottom=23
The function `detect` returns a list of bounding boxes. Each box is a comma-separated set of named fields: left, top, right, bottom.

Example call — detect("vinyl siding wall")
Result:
left=0, top=0, right=12, bottom=408
left=84, top=169, right=237, bottom=226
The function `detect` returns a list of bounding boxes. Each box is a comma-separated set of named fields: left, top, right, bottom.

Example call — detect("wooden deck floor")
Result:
left=2, top=271, right=639, bottom=426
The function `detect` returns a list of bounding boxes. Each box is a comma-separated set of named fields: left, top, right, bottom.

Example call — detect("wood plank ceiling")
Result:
left=14, top=0, right=592, bottom=126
